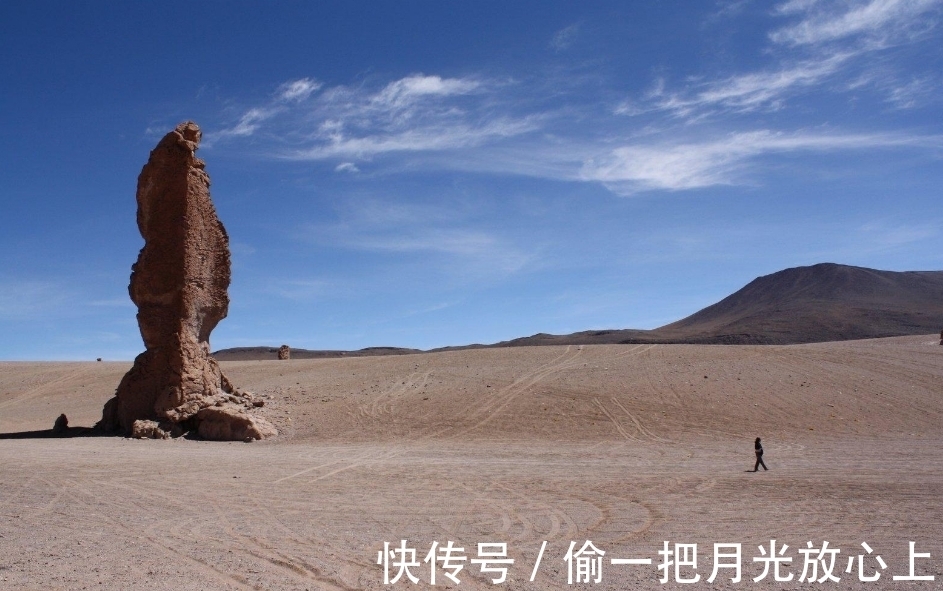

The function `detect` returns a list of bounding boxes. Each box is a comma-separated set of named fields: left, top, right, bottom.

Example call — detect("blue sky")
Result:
left=1, top=1, right=942, bottom=360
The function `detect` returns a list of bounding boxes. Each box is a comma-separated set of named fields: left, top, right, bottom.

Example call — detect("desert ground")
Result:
left=1, top=335, right=941, bottom=590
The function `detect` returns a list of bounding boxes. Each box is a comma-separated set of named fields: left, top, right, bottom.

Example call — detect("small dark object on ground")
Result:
left=53, top=414, right=69, bottom=435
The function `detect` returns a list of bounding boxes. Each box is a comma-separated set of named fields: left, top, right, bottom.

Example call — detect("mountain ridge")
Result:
left=213, top=263, right=943, bottom=360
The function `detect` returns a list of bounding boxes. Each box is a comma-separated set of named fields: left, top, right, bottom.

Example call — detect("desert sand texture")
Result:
left=1, top=335, right=942, bottom=590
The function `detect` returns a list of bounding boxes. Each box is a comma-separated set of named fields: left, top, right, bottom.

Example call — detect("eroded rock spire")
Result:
left=99, top=122, right=275, bottom=440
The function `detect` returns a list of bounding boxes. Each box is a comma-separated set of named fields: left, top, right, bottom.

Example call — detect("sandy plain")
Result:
left=1, top=335, right=941, bottom=590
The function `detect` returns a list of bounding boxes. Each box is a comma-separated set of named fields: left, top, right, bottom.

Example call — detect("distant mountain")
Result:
left=649, top=263, right=943, bottom=344
left=485, top=263, right=943, bottom=347
left=213, top=263, right=943, bottom=359
left=212, top=346, right=420, bottom=361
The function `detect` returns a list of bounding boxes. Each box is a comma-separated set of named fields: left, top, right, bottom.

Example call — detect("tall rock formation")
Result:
left=278, top=345, right=291, bottom=360
left=99, top=122, right=275, bottom=441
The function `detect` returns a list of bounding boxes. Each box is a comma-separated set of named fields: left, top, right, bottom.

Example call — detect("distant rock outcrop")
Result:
left=278, top=345, right=291, bottom=360
left=98, top=122, right=275, bottom=441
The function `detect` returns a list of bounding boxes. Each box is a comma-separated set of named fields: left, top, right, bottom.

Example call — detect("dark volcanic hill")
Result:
left=489, top=263, right=943, bottom=347
left=648, top=263, right=943, bottom=344
left=214, top=263, right=943, bottom=359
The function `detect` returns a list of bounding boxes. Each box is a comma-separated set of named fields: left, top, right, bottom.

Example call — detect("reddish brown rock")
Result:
left=98, top=121, right=275, bottom=441
left=196, top=407, right=278, bottom=441
left=278, top=344, right=291, bottom=360
left=131, top=420, right=170, bottom=440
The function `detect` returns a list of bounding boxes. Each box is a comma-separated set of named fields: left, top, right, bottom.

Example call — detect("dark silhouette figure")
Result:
left=52, top=413, right=69, bottom=435
left=753, top=437, right=768, bottom=471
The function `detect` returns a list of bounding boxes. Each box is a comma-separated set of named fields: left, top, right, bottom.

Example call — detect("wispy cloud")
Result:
left=291, top=117, right=541, bottom=160
left=208, top=77, right=323, bottom=143
left=771, top=0, right=942, bottom=46
left=0, top=279, right=69, bottom=320
left=335, top=162, right=360, bottom=173
left=371, top=74, right=480, bottom=108
left=856, top=219, right=939, bottom=248
left=297, top=200, right=537, bottom=278
left=580, top=130, right=943, bottom=194
left=634, top=52, right=852, bottom=117
left=710, top=0, right=754, bottom=20
left=774, top=0, right=823, bottom=16
left=550, top=23, right=581, bottom=51
left=277, top=77, right=321, bottom=102
left=289, top=74, right=539, bottom=160
left=884, top=75, right=938, bottom=108
left=86, top=298, right=134, bottom=308
left=266, top=278, right=334, bottom=302
left=620, top=0, right=943, bottom=120
left=207, top=73, right=541, bottom=161
left=208, top=71, right=943, bottom=196
left=219, top=107, right=279, bottom=138
left=203, top=7, right=941, bottom=199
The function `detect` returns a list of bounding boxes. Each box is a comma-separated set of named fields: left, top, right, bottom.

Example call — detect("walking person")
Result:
left=753, top=437, right=768, bottom=471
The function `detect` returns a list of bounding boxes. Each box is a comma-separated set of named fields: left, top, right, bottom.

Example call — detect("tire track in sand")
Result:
left=274, top=347, right=585, bottom=486
left=449, top=346, right=586, bottom=438
left=61, top=477, right=259, bottom=591
left=274, top=345, right=655, bottom=487
left=359, top=371, right=432, bottom=420
left=0, top=366, right=95, bottom=412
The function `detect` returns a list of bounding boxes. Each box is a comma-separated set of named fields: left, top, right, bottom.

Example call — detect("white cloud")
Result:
left=228, top=108, right=277, bottom=136
left=277, top=77, right=321, bottom=102
left=208, top=73, right=537, bottom=160
left=372, top=74, right=479, bottom=109
left=292, top=117, right=541, bottom=160
left=774, top=0, right=823, bottom=16
left=206, top=78, right=320, bottom=143
left=335, top=162, right=360, bottom=173
left=580, top=130, right=943, bottom=194
left=208, top=107, right=280, bottom=144
left=205, top=62, right=942, bottom=197
left=845, top=61, right=940, bottom=109
left=771, top=0, right=942, bottom=46
left=620, top=0, right=942, bottom=121
left=884, top=75, right=937, bottom=108
left=353, top=228, right=499, bottom=256
left=710, top=0, right=754, bottom=20
left=649, top=53, right=851, bottom=116
left=144, top=123, right=176, bottom=138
